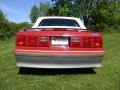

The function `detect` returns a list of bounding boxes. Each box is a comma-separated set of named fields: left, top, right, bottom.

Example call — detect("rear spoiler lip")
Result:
left=22, top=28, right=89, bottom=32
left=22, top=28, right=102, bottom=33
left=17, top=28, right=103, bottom=37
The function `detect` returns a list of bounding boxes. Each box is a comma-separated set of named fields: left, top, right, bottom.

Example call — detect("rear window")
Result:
left=39, top=19, right=80, bottom=27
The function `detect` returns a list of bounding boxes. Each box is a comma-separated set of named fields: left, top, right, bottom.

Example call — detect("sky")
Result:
left=0, top=0, right=51, bottom=23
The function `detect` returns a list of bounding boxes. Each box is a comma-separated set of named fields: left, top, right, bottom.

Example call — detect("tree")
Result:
left=89, top=0, right=120, bottom=31
left=29, top=3, right=51, bottom=23
left=0, top=10, right=7, bottom=21
left=18, top=22, right=31, bottom=30
left=39, top=2, right=51, bottom=16
left=0, top=10, right=31, bottom=40
left=29, top=5, right=39, bottom=23
left=51, top=0, right=73, bottom=16
left=49, top=0, right=120, bottom=32
left=0, top=10, right=9, bottom=39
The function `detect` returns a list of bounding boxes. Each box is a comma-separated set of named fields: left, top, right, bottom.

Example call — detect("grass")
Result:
left=0, top=33, right=120, bottom=90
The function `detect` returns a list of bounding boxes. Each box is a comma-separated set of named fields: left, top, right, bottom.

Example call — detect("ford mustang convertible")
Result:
left=14, top=16, right=104, bottom=69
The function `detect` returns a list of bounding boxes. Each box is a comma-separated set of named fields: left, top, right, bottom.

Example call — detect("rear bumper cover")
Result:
left=14, top=49, right=104, bottom=68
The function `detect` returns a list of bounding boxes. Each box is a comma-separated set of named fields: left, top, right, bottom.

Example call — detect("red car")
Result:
left=14, top=16, right=104, bottom=69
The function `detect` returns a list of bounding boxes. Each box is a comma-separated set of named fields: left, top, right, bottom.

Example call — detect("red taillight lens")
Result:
left=70, top=37, right=80, bottom=47
left=16, top=36, right=25, bottom=46
left=38, top=36, right=49, bottom=47
left=16, top=35, right=50, bottom=47
left=70, top=36, right=103, bottom=48
left=26, top=36, right=37, bottom=46
left=93, top=37, right=102, bottom=48
left=83, top=37, right=92, bottom=48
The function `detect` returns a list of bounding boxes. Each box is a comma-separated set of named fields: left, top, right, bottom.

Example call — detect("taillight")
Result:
left=38, top=36, right=49, bottom=47
left=70, top=36, right=102, bottom=48
left=26, top=36, right=37, bottom=46
left=83, top=37, right=92, bottom=48
left=16, top=35, right=50, bottom=47
left=16, top=35, right=25, bottom=46
left=93, top=37, right=102, bottom=48
left=70, top=37, right=80, bottom=47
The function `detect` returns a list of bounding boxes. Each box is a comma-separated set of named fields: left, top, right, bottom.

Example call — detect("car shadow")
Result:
left=19, top=68, right=96, bottom=75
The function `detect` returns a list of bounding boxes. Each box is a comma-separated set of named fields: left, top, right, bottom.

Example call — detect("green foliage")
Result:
left=0, top=10, right=9, bottom=40
left=50, top=0, right=73, bottom=16
left=88, top=0, right=120, bottom=31
left=0, top=10, right=31, bottom=40
left=29, top=5, right=40, bottom=23
left=29, top=3, right=51, bottom=23
left=39, top=3, right=51, bottom=16
left=49, top=0, right=120, bottom=32
left=17, top=22, right=31, bottom=30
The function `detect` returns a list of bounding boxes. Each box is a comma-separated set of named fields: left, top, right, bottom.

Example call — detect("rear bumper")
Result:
left=14, top=50, right=104, bottom=68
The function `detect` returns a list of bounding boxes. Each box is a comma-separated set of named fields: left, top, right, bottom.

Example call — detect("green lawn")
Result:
left=0, top=33, right=120, bottom=90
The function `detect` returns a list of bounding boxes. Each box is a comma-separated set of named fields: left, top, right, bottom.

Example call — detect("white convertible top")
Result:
left=32, top=16, right=87, bottom=29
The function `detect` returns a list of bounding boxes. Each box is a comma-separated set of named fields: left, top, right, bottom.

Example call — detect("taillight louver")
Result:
left=70, top=37, right=80, bottom=47
left=38, top=36, right=49, bottom=47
